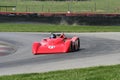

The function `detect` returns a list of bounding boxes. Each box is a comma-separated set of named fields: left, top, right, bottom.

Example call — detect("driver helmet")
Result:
left=50, top=33, right=56, bottom=38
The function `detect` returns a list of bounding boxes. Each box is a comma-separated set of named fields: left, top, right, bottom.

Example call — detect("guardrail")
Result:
left=0, top=12, right=120, bottom=17
left=0, top=12, right=120, bottom=25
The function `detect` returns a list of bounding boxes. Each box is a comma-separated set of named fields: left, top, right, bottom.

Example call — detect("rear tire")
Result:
left=74, top=38, right=80, bottom=51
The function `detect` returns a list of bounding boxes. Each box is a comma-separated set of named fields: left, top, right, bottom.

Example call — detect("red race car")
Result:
left=32, top=33, right=80, bottom=55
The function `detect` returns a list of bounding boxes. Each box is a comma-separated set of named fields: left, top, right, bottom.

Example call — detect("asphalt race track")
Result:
left=0, top=32, right=120, bottom=75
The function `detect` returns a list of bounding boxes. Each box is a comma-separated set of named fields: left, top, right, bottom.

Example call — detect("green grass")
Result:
left=0, top=64, right=120, bottom=80
left=0, top=0, right=120, bottom=13
left=0, top=23, right=120, bottom=32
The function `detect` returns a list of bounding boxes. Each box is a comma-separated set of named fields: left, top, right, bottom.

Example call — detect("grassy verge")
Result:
left=0, top=0, right=119, bottom=13
left=0, top=64, right=120, bottom=80
left=0, top=23, right=120, bottom=32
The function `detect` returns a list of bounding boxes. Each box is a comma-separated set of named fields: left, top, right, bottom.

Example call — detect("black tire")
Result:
left=74, top=38, right=80, bottom=51
left=69, top=42, right=74, bottom=52
left=78, top=38, right=80, bottom=50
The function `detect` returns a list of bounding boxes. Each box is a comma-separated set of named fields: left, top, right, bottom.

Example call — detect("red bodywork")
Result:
left=32, top=34, right=80, bottom=54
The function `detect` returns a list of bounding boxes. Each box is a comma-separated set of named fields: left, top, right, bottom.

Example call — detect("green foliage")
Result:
left=0, top=0, right=119, bottom=13
left=0, top=64, right=120, bottom=80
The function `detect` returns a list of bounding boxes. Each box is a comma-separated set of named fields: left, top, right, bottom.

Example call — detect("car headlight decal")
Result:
left=48, top=46, right=55, bottom=49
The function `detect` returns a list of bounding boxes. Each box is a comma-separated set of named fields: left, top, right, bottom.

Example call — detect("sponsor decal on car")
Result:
left=48, top=46, right=55, bottom=49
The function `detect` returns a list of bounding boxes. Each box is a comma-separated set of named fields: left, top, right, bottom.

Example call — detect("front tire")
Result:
left=69, top=42, right=74, bottom=52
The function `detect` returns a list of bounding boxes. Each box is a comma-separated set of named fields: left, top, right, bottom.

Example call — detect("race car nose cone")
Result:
left=0, top=44, right=16, bottom=56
